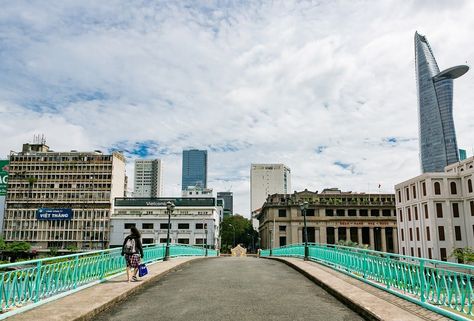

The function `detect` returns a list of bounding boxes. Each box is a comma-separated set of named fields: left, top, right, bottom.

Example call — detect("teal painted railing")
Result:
left=0, top=243, right=216, bottom=313
left=261, top=243, right=474, bottom=321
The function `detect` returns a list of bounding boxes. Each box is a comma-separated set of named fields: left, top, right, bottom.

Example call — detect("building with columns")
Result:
left=395, top=157, right=474, bottom=262
left=257, top=188, right=398, bottom=253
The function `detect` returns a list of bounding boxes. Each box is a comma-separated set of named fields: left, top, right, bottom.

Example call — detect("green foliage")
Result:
left=6, top=241, right=31, bottom=253
left=450, top=247, right=474, bottom=264
left=337, top=240, right=369, bottom=249
left=66, top=245, right=79, bottom=252
left=220, top=215, right=258, bottom=253
left=49, top=247, right=59, bottom=257
left=0, top=238, right=6, bottom=251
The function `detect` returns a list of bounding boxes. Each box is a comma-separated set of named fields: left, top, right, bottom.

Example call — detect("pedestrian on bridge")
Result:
left=121, top=226, right=144, bottom=282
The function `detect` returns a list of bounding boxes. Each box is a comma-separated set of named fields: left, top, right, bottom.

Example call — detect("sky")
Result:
left=1, top=0, right=474, bottom=217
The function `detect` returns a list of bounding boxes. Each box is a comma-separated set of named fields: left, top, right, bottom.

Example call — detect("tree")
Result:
left=450, top=247, right=474, bottom=264
left=220, top=215, right=258, bottom=253
left=6, top=241, right=31, bottom=253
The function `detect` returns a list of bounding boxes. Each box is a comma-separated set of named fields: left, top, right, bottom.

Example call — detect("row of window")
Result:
left=398, top=179, right=473, bottom=202
left=277, top=208, right=393, bottom=217
left=400, top=224, right=472, bottom=243
left=401, top=247, right=445, bottom=261
left=124, top=223, right=208, bottom=230
left=400, top=201, right=474, bottom=222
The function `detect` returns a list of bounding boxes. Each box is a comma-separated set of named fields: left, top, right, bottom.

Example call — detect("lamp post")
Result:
left=205, top=223, right=208, bottom=256
left=228, top=224, right=236, bottom=248
left=164, top=201, right=175, bottom=261
left=300, top=201, right=309, bottom=261
left=247, top=233, right=255, bottom=253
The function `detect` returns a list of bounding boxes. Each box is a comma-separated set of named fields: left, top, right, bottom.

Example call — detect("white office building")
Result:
left=134, top=159, right=163, bottom=197
left=110, top=197, right=220, bottom=249
left=250, top=164, right=291, bottom=230
left=395, top=157, right=474, bottom=262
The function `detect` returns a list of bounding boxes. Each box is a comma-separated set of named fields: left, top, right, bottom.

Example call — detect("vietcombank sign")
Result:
left=0, top=160, right=8, bottom=196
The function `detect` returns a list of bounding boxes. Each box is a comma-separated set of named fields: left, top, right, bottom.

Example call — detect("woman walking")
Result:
left=121, top=226, right=144, bottom=282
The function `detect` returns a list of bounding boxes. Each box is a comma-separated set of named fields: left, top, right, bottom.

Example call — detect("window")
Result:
left=370, top=209, right=379, bottom=217
left=422, top=182, right=426, bottom=196
left=382, top=209, right=391, bottom=217
left=438, top=226, right=445, bottom=241
left=468, top=179, right=473, bottom=193
left=142, top=223, right=154, bottom=229
left=407, top=208, right=411, bottom=221
left=450, top=182, right=457, bottom=195
left=428, top=248, right=432, bottom=259
left=178, top=238, right=189, bottom=244
left=279, top=236, right=286, bottom=246
left=436, top=203, right=443, bottom=218
left=417, top=248, right=421, bottom=257
left=440, top=248, right=447, bottom=261
left=412, top=186, right=416, bottom=199
left=409, top=228, right=413, bottom=241
left=160, top=223, right=171, bottom=229
left=178, top=223, right=190, bottom=229
left=325, top=209, right=334, bottom=216
left=406, top=188, right=410, bottom=200
left=426, top=227, right=430, bottom=241
left=336, top=209, right=345, bottom=216
left=124, top=223, right=135, bottom=229
left=143, top=238, right=154, bottom=244
left=424, top=204, right=428, bottom=219
left=402, top=247, right=405, bottom=255
left=348, top=209, right=357, bottom=216
left=398, top=190, right=401, bottom=202
left=278, top=209, right=287, bottom=217
left=414, top=207, right=418, bottom=220
left=471, top=201, right=474, bottom=216
left=279, top=225, right=286, bottom=232
left=401, top=229, right=404, bottom=241
left=410, top=248, right=414, bottom=256
left=452, top=203, right=459, bottom=218
left=159, top=238, right=168, bottom=243
left=455, top=226, right=462, bottom=241
left=195, top=223, right=204, bottom=229
left=359, top=209, right=368, bottom=216
left=434, top=182, right=441, bottom=195
left=306, top=209, right=315, bottom=216
left=399, top=210, right=403, bottom=222
left=416, top=228, right=420, bottom=241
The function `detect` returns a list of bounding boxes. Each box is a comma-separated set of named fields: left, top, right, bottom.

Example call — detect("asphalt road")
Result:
left=94, top=257, right=364, bottom=321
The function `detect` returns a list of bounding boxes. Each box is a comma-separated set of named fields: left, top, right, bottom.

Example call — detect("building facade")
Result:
left=395, top=157, right=474, bottom=262
left=3, top=143, right=126, bottom=250
left=217, top=191, right=233, bottom=216
left=182, top=149, right=207, bottom=190
left=257, top=189, right=398, bottom=253
left=250, top=164, right=291, bottom=229
left=182, top=186, right=213, bottom=197
left=133, top=159, right=163, bottom=197
left=415, top=32, right=469, bottom=173
left=110, top=197, right=220, bottom=249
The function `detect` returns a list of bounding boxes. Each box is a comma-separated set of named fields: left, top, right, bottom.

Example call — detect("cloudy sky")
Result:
left=1, top=0, right=473, bottom=216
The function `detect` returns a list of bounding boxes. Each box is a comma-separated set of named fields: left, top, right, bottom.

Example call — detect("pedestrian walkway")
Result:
left=7, top=257, right=201, bottom=321
left=271, top=257, right=452, bottom=321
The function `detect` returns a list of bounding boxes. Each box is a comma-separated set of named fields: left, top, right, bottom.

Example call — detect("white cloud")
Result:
left=1, top=1, right=474, bottom=216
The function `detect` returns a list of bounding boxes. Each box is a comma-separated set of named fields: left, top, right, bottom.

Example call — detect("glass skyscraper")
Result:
left=415, top=32, right=469, bottom=173
left=182, top=149, right=208, bottom=190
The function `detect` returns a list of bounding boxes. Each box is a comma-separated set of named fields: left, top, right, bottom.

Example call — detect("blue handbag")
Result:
left=138, top=263, right=148, bottom=277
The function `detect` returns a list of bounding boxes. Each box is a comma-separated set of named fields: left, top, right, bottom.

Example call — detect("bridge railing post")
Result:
left=73, top=255, right=79, bottom=289
left=34, top=261, right=42, bottom=303
left=419, top=259, right=426, bottom=303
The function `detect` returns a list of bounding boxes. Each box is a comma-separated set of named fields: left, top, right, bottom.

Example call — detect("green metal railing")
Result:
left=0, top=243, right=216, bottom=314
left=261, top=243, right=474, bottom=321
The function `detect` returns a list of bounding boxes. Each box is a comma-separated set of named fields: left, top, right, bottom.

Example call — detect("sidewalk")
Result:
left=268, top=257, right=451, bottom=321
left=7, top=257, right=203, bottom=321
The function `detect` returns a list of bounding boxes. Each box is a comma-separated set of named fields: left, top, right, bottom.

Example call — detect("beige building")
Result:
left=133, top=159, right=163, bottom=197
left=257, top=188, right=398, bottom=253
left=3, top=142, right=126, bottom=251
left=395, top=157, right=474, bottom=262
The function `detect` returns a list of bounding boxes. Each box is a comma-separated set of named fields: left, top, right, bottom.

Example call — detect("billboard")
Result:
left=0, top=160, right=8, bottom=196
left=37, top=208, right=73, bottom=221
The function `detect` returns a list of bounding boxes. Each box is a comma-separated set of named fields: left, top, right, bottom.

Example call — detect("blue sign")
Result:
left=37, top=208, right=73, bottom=221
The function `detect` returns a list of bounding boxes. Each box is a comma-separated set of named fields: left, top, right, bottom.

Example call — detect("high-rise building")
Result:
left=133, top=159, right=163, bottom=197
left=459, top=149, right=467, bottom=161
left=217, top=191, right=233, bottom=216
left=3, top=142, right=126, bottom=251
left=395, top=157, right=474, bottom=262
left=250, top=164, right=291, bottom=229
left=182, top=150, right=207, bottom=190
left=415, top=32, right=469, bottom=173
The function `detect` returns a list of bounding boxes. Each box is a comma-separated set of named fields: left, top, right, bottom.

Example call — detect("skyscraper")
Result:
left=217, top=191, right=233, bottom=216
left=182, top=149, right=207, bottom=190
left=134, top=159, right=163, bottom=197
left=415, top=32, right=469, bottom=173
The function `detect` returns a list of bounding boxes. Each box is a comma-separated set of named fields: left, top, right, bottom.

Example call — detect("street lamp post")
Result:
left=205, top=223, right=208, bottom=256
left=300, top=201, right=309, bottom=261
left=164, top=201, right=175, bottom=261
left=247, top=233, right=255, bottom=253
left=228, top=224, right=236, bottom=248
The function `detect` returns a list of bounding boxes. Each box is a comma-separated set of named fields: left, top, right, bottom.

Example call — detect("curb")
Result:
left=74, top=257, right=205, bottom=321
left=263, top=257, right=380, bottom=321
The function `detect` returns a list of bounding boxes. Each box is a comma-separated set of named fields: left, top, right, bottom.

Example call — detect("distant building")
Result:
left=182, top=186, right=213, bottom=197
left=3, top=142, right=126, bottom=250
left=395, top=157, right=474, bottom=262
left=250, top=164, right=291, bottom=230
left=133, top=159, right=163, bottom=197
left=110, top=197, right=220, bottom=249
left=257, top=189, right=397, bottom=252
left=217, top=191, right=233, bottom=216
left=414, top=32, right=469, bottom=173
left=459, top=149, right=467, bottom=161
left=182, top=150, right=207, bottom=190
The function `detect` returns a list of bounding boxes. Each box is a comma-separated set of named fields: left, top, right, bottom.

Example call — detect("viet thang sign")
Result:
left=0, top=160, right=9, bottom=196
left=37, top=208, right=73, bottom=220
